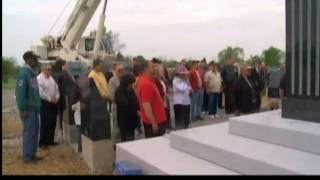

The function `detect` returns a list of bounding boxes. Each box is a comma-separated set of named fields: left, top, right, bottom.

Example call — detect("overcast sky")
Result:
left=2, top=0, right=285, bottom=64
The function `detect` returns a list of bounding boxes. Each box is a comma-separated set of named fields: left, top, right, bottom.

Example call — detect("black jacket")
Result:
left=222, top=65, right=236, bottom=84
left=232, top=76, right=259, bottom=114
left=251, top=68, right=265, bottom=92
left=115, top=87, right=140, bottom=131
left=52, top=71, right=66, bottom=110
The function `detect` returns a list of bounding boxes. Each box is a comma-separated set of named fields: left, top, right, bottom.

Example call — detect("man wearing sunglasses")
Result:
left=37, top=63, right=60, bottom=149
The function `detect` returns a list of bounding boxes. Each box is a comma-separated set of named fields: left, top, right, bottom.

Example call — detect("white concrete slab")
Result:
left=170, top=123, right=320, bottom=175
left=116, top=137, right=238, bottom=175
left=229, top=110, right=320, bottom=154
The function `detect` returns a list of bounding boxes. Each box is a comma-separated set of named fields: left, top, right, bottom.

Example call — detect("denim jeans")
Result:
left=191, top=90, right=204, bottom=120
left=198, top=90, right=204, bottom=115
left=202, top=89, right=208, bottom=112
left=208, top=92, right=220, bottom=116
left=22, top=111, right=40, bottom=161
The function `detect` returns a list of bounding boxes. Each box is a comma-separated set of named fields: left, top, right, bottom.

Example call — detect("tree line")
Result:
left=115, top=46, right=284, bottom=69
left=2, top=57, right=21, bottom=83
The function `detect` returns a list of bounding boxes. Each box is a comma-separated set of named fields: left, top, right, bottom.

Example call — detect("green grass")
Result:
left=2, top=77, right=17, bottom=90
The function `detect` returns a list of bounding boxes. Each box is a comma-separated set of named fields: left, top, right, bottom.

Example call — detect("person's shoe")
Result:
left=78, top=152, right=83, bottom=160
left=209, top=115, right=215, bottom=120
left=49, top=142, right=60, bottom=146
left=137, top=128, right=143, bottom=135
left=39, top=145, right=49, bottom=150
left=32, top=156, right=44, bottom=161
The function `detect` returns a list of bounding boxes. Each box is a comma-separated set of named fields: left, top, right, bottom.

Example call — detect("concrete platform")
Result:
left=116, top=136, right=238, bottom=175
left=62, top=122, right=77, bottom=144
left=82, top=135, right=114, bottom=173
left=229, top=110, right=320, bottom=154
left=170, top=123, right=320, bottom=175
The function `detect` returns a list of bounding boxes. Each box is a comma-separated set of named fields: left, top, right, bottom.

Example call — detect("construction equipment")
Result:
left=31, top=0, right=115, bottom=69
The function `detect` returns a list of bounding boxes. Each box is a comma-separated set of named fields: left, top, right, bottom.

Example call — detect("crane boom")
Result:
left=35, top=0, right=114, bottom=64
left=94, top=0, right=108, bottom=55
left=61, top=0, right=101, bottom=50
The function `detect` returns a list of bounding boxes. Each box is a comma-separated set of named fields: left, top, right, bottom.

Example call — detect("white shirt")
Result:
left=37, top=73, right=60, bottom=102
left=72, top=101, right=81, bottom=125
left=173, top=77, right=192, bottom=105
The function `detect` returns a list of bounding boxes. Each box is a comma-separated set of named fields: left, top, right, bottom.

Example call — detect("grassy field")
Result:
left=2, top=77, right=16, bottom=90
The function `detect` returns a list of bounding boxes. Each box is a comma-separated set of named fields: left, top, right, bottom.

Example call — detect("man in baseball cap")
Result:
left=23, top=51, right=40, bottom=69
left=15, top=50, right=42, bottom=164
left=23, top=51, right=39, bottom=60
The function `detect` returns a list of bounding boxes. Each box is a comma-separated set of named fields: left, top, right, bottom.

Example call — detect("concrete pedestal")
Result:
left=82, top=135, right=114, bottom=173
left=62, top=122, right=77, bottom=144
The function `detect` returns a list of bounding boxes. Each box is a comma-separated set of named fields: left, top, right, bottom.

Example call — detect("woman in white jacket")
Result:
left=173, top=64, right=192, bottom=130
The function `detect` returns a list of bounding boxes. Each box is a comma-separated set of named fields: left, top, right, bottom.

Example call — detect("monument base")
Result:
left=82, top=135, right=114, bottom=173
left=171, top=123, right=320, bottom=175
left=116, top=136, right=237, bottom=175
left=282, top=98, right=320, bottom=123
left=229, top=110, right=320, bottom=154
left=117, top=110, right=320, bottom=175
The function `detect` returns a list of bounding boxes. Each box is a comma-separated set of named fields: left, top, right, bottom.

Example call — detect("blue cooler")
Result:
left=115, top=161, right=143, bottom=176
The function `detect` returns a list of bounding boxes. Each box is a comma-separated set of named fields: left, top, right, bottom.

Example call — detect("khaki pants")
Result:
left=111, top=103, right=121, bottom=144
left=268, top=98, right=281, bottom=110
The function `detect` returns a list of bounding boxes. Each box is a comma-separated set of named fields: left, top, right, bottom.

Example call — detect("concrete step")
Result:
left=116, top=136, right=238, bottom=175
left=170, top=123, right=320, bottom=175
left=229, top=110, right=320, bottom=154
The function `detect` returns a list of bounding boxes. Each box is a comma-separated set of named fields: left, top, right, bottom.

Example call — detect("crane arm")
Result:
left=60, top=0, right=101, bottom=50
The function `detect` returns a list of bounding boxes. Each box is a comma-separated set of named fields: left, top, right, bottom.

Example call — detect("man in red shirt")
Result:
left=190, top=61, right=204, bottom=121
left=138, top=60, right=167, bottom=138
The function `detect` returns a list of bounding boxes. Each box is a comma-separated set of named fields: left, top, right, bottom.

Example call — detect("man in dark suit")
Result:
left=251, top=62, right=265, bottom=111
left=222, top=59, right=236, bottom=114
left=233, top=65, right=259, bottom=116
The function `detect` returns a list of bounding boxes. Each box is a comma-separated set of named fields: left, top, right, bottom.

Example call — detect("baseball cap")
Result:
left=23, top=51, right=40, bottom=61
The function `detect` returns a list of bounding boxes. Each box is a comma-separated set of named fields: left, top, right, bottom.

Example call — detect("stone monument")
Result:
left=81, top=78, right=114, bottom=173
left=282, top=0, right=320, bottom=122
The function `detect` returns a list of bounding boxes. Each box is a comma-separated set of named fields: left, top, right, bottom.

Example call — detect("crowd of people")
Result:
left=15, top=50, right=281, bottom=164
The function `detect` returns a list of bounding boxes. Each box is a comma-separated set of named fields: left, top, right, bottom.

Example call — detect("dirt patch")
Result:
left=2, top=112, right=111, bottom=175
left=2, top=113, right=22, bottom=139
